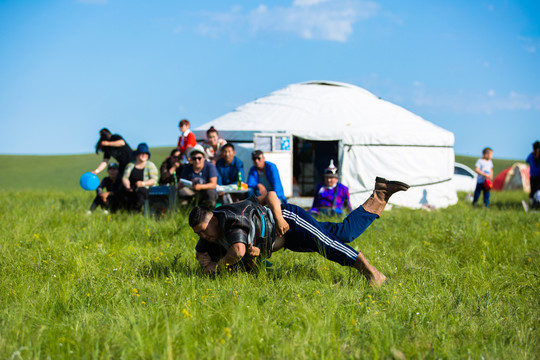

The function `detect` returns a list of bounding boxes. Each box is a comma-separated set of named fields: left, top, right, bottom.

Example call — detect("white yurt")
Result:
left=194, top=81, right=457, bottom=209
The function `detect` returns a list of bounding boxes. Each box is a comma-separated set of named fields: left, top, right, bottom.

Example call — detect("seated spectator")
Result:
left=159, top=148, right=183, bottom=185
left=179, top=144, right=218, bottom=207
left=88, top=162, right=125, bottom=214
left=309, top=160, right=352, bottom=217
left=247, top=150, right=287, bottom=203
left=203, top=126, right=227, bottom=164
left=177, top=119, right=197, bottom=163
left=122, top=143, right=158, bottom=212
left=215, top=143, right=244, bottom=185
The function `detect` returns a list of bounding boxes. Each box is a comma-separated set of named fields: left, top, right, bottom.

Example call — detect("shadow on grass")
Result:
left=488, top=200, right=527, bottom=211
left=137, top=254, right=201, bottom=278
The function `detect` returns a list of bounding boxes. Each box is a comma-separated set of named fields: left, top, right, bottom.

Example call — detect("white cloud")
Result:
left=518, top=35, right=539, bottom=54
left=293, top=0, right=331, bottom=6
left=194, top=0, right=380, bottom=42
left=364, top=77, right=540, bottom=114
left=76, top=0, right=107, bottom=4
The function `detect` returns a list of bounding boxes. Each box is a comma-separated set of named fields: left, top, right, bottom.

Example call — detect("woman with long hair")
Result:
left=159, top=148, right=183, bottom=186
left=92, top=128, right=134, bottom=176
left=203, top=126, right=227, bottom=164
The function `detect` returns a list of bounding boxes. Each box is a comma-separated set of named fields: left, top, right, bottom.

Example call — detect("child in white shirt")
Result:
left=473, top=147, right=494, bottom=207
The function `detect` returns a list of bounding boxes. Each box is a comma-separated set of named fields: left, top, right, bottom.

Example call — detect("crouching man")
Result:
left=189, top=177, right=409, bottom=287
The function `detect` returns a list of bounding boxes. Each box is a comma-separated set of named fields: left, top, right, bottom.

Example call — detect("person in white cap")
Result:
left=309, top=160, right=351, bottom=217
left=178, top=144, right=218, bottom=207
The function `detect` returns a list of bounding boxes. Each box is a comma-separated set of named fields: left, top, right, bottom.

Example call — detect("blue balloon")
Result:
left=80, top=172, right=100, bottom=191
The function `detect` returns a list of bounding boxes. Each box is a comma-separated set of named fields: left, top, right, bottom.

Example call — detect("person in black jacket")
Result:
left=88, top=162, right=125, bottom=213
left=91, top=128, right=135, bottom=177
left=159, top=148, right=183, bottom=186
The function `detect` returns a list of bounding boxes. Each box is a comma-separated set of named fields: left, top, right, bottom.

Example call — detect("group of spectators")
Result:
left=88, top=120, right=353, bottom=215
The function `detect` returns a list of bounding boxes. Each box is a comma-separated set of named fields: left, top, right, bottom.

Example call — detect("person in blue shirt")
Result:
left=247, top=150, right=287, bottom=203
left=526, top=141, right=540, bottom=209
left=215, top=143, right=244, bottom=186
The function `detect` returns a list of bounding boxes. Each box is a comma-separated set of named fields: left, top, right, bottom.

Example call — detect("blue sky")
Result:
left=0, top=0, right=539, bottom=159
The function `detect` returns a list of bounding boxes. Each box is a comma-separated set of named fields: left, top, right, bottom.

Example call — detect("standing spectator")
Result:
left=309, top=160, right=352, bottom=217
left=247, top=150, right=287, bottom=203
left=215, top=143, right=244, bottom=186
left=472, top=147, right=494, bottom=208
left=92, top=128, right=134, bottom=177
left=159, top=148, right=182, bottom=186
left=203, top=126, right=227, bottom=164
left=177, top=119, right=197, bottom=163
left=88, top=162, right=125, bottom=214
left=526, top=140, right=540, bottom=209
left=122, top=143, right=158, bottom=212
left=179, top=144, right=218, bottom=207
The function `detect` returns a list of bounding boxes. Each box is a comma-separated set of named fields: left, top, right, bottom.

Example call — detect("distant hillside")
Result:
left=0, top=147, right=174, bottom=191
left=455, top=155, right=525, bottom=177
left=0, top=149, right=525, bottom=191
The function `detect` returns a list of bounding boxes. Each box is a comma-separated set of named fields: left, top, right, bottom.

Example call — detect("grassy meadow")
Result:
left=0, top=152, right=538, bottom=359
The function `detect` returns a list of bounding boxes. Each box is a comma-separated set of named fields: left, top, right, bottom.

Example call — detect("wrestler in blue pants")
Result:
left=280, top=203, right=378, bottom=267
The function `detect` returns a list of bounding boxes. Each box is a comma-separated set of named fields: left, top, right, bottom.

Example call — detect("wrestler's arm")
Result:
left=216, top=243, right=246, bottom=271
left=257, top=191, right=289, bottom=237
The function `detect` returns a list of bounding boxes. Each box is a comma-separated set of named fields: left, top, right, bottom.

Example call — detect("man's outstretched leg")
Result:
left=352, top=251, right=387, bottom=287
left=320, top=177, right=410, bottom=243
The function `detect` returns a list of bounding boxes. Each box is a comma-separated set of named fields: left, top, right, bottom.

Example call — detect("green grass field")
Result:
left=0, top=152, right=538, bottom=358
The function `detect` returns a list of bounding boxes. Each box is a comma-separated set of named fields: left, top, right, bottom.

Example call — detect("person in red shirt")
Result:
left=177, top=119, right=197, bottom=163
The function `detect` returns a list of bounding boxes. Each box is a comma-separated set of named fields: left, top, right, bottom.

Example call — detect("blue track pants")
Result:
left=280, top=204, right=378, bottom=267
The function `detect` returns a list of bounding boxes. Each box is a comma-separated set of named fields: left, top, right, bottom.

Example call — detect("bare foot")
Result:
left=369, top=271, right=387, bottom=288
left=353, top=252, right=387, bottom=287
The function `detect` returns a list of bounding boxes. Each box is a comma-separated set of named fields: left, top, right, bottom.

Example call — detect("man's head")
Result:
left=252, top=150, right=265, bottom=170
left=533, top=141, right=540, bottom=154
left=188, top=144, right=207, bottom=171
left=221, top=143, right=235, bottom=165
left=323, top=161, right=339, bottom=187
left=107, top=162, right=119, bottom=179
left=189, top=206, right=220, bottom=242
left=482, top=147, right=493, bottom=160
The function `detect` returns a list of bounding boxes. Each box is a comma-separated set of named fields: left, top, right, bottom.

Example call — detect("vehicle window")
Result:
left=454, top=167, right=473, bottom=177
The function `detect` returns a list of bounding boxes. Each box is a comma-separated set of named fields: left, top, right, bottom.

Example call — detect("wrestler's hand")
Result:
left=204, top=262, right=217, bottom=274
left=276, top=217, right=289, bottom=237
left=196, top=252, right=212, bottom=267
left=247, top=244, right=260, bottom=257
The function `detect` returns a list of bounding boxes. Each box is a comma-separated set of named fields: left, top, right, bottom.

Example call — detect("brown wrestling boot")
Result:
left=362, top=177, right=410, bottom=216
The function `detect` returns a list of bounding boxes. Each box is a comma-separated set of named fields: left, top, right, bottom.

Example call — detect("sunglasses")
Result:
left=252, top=157, right=262, bottom=161
left=191, top=156, right=204, bottom=161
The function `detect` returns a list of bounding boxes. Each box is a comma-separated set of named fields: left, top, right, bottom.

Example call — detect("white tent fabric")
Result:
left=194, top=81, right=458, bottom=209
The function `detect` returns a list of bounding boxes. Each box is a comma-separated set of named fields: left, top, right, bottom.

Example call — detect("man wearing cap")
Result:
left=88, top=162, right=125, bottom=213
left=310, top=160, right=352, bottom=217
left=189, top=177, right=410, bottom=287
left=178, top=144, right=218, bottom=207
left=247, top=150, right=287, bottom=204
